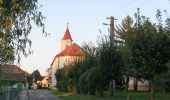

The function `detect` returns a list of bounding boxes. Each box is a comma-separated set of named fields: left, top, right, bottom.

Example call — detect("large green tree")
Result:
left=125, top=9, right=170, bottom=100
left=0, top=0, right=47, bottom=65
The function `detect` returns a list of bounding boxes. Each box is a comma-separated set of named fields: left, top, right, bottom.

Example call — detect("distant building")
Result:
left=50, top=26, right=84, bottom=89
left=128, top=77, right=149, bottom=91
left=41, top=76, right=51, bottom=88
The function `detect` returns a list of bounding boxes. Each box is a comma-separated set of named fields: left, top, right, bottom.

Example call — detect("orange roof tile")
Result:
left=0, top=65, right=30, bottom=81
left=62, top=27, right=72, bottom=40
left=1, top=65, right=31, bottom=76
left=56, top=43, right=84, bottom=57
left=51, top=43, right=84, bottom=66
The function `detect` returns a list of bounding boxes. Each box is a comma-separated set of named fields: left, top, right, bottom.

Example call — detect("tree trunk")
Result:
left=134, top=77, right=138, bottom=91
left=110, top=80, right=113, bottom=96
left=126, top=76, right=130, bottom=91
left=150, top=79, right=155, bottom=100
left=110, top=80, right=116, bottom=96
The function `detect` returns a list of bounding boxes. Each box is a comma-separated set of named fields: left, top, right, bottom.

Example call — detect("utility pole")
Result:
left=103, top=16, right=117, bottom=96
left=103, top=16, right=117, bottom=44
left=109, top=16, right=116, bottom=43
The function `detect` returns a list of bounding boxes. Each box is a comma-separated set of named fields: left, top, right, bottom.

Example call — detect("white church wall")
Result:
left=51, top=57, right=58, bottom=88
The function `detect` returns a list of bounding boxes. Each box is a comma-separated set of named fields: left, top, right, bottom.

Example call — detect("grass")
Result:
left=48, top=90, right=170, bottom=100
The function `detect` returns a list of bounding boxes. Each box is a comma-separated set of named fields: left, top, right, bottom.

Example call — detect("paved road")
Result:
left=17, top=89, right=60, bottom=100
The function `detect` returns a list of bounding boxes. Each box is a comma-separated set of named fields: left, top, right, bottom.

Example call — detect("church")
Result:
left=50, top=26, right=84, bottom=89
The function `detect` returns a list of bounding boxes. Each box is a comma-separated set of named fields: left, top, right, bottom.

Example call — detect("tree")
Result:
left=116, top=15, right=141, bottom=92
left=66, top=42, right=97, bottom=93
left=125, top=9, right=170, bottom=100
left=55, top=68, right=68, bottom=92
left=115, top=15, right=133, bottom=40
left=98, top=36, right=124, bottom=96
left=27, top=69, right=42, bottom=88
left=0, top=0, right=47, bottom=65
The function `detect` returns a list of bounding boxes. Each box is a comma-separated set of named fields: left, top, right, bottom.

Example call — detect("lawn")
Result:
left=48, top=90, right=170, bottom=100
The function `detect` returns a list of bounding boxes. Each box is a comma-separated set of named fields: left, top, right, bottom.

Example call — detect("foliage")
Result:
left=56, top=38, right=124, bottom=96
left=98, top=37, right=124, bottom=82
left=0, top=0, right=47, bottom=65
left=154, top=62, right=170, bottom=92
left=124, top=9, right=170, bottom=100
left=27, top=69, right=42, bottom=88
left=66, top=42, right=98, bottom=93
left=126, top=9, right=170, bottom=79
left=78, top=66, right=107, bottom=96
left=116, top=15, right=134, bottom=39
left=55, top=68, right=68, bottom=92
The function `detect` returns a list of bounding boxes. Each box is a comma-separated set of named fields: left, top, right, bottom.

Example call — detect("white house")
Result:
left=50, top=26, right=84, bottom=89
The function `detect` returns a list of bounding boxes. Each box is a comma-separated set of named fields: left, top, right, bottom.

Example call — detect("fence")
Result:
left=0, top=83, right=23, bottom=100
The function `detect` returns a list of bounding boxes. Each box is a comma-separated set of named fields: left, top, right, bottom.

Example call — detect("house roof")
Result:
left=51, top=43, right=84, bottom=66
left=0, top=65, right=30, bottom=82
left=62, top=27, right=72, bottom=41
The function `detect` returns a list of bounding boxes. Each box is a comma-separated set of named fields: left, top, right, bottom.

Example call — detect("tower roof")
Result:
left=62, top=27, right=72, bottom=41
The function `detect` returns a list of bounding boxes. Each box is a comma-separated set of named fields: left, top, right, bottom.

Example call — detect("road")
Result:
left=17, top=89, right=60, bottom=100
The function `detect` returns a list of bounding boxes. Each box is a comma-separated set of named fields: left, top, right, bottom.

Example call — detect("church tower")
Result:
left=61, top=26, right=72, bottom=51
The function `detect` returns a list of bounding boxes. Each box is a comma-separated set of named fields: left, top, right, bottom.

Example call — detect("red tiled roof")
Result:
left=1, top=65, right=30, bottom=76
left=62, top=27, right=72, bottom=40
left=51, top=43, right=84, bottom=66
left=56, top=43, right=84, bottom=57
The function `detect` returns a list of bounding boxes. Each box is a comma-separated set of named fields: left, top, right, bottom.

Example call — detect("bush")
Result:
left=55, top=69, right=68, bottom=92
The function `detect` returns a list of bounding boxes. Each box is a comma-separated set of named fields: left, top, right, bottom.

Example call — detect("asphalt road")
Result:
left=17, top=89, right=60, bottom=100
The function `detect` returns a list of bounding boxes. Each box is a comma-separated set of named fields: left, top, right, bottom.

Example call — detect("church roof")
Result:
left=57, top=43, right=84, bottom=57
left=62, top=27, right=72, bottom=41
left=51, top=43, right=84, bottom=66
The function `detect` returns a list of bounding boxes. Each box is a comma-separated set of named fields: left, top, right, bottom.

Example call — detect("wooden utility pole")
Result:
left=103, top=16, right=117, bottom=96
left=109, top=16, right=116, bottom=96
left=107, top=16, right=117, bottom=43
left=104, top=16, right=117, bottom=96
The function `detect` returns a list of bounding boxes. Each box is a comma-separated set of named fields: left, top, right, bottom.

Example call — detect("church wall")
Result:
left=51, top=57, right=58, bottom=88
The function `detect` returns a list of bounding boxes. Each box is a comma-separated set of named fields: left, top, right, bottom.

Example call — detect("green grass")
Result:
left=48, top=90, right=170, bottom=100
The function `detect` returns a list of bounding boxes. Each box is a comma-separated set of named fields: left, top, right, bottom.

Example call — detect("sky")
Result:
left=16, top=0, right=170, bottom=75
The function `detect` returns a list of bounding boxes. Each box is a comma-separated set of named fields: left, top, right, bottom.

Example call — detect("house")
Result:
left=0, top=65, right=30, bottom=91
left=50, top=26, right=84, bottom=89
left=41, top=76, right=51, bottom=88
left=0, top=65, right=30, bottom=84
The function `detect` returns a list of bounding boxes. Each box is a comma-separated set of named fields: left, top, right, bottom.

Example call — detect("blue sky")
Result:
left=17, top=0, right=170, bottom=75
